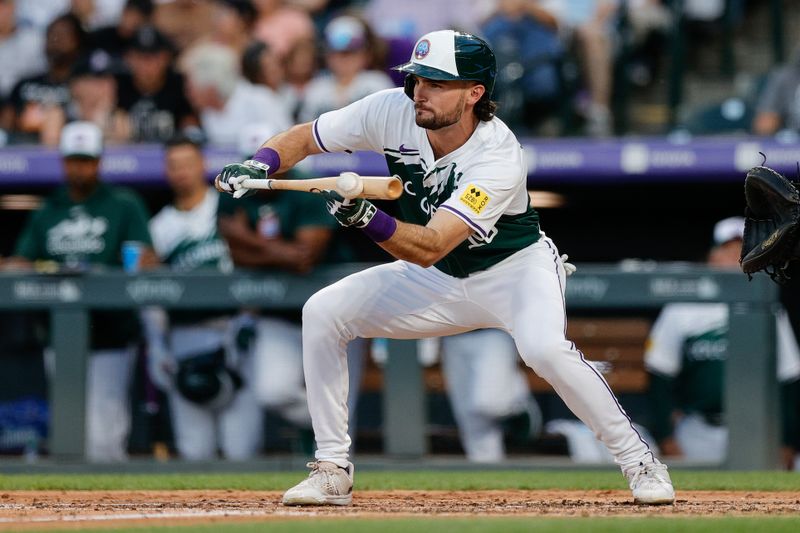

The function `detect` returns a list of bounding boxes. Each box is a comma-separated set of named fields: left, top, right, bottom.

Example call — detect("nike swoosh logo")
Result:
left=399, top=144, right=419, bottom=154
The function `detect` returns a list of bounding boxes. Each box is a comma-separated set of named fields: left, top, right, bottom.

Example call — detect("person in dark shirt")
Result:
left=0, top=13, right=87, bottom=143
left=115, top=25, right=198, bottom=142
left=39, top=49, right=130, bottom=146
left=89, top=0, right=155, bottom=61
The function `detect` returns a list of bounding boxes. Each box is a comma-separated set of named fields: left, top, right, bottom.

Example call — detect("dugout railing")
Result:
left=0, top=265, right=779, bottom=470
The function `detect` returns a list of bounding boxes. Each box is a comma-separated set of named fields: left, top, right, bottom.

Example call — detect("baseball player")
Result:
left=7, top=121, right=155, bottom=461
left=144, top=134, right=262, bottom=460
left=217, top=30, right=674, bottom=505
left=428, top=330, right=543, bottom=463
left=645, top=217, right=800, bottom=467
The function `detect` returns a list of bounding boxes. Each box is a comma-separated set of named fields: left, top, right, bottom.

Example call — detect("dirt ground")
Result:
left=0, top=490, right=798, bottom=530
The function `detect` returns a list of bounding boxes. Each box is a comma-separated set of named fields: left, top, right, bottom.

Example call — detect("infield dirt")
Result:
left=0, top=490, right=799, bottom=530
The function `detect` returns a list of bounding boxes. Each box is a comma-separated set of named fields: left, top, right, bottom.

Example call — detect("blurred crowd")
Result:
left=0, top=0, right=753, bottom=143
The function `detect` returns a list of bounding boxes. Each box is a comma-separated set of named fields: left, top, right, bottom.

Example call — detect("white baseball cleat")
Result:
left=625, top=461, right=675, bottom=505
left=282, top=461, right=354, bottom=506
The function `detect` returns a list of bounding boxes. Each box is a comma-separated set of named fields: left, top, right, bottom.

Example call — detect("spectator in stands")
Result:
left=297, top=15, right=393, bottom=123
left=0, top=0, right=47, bottom=100
left=538, top=0, right=669, bottom=137
left=645, top=217, right=800, bottom=468
left=89, top=0, right=154, bottom=60
left=182, top=41, right=291, bottom=146
left=252, top=0, right=316, bottom=59
left=363, top=0, right=491, bottom=39
left=287, top=0, right=355, bottom=31
left=1, top=13, right=86, bottom=142
left=753, top=49, right=800, bottom=136
left=153, top=0, right=216, bottom=52
left=242, top=40, right=297, bottom=116
left=17, top=0, right=126, bottom=32
left=480, top=0, right=564, bottom=134
left=426, top=330, right=543, bottom=463
left=39, top=49, right=129, bottom=146
left=71, top=0, right=128, bottom=31
left=15, top=1, right=70, bottom=31
left=282, top=37, right=320, bottom=108
left=4, top=121, right=157, bottom=462
left=217, top=123, right=365, bottom=447
left=210, top=0, right=258, bottom=58
left=143, top=135, right=262, bottom=461
left=116, top=25, right=198, bottom=142
left=537, top=0, right=616, bottom=137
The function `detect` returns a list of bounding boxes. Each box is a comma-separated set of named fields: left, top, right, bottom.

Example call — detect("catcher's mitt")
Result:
left=740, top=165, right=800, bottom=283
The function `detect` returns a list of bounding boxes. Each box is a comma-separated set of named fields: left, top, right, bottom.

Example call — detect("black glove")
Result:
left=741, top=165, right=800, bottom=283
left=321, top=190, right=377, bottom=228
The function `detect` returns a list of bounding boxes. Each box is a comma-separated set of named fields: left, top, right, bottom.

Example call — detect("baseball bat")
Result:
left=239, top=174, right=403, bottom=200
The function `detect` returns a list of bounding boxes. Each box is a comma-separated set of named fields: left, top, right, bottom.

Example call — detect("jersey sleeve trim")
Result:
left=439, top=204, right=487, bottom=237
left=312, top=119, right=330, bottom=153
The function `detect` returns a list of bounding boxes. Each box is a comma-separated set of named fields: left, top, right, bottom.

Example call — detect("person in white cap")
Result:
left=7, top=121, right=156, bottom=462
left=645, top=217, right=800, bottom=468
left=217, top=29, right=675, bottom=505
left=296, top=15, right=394, bottom=124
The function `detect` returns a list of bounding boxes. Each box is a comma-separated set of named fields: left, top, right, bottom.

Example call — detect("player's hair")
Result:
left=474, top=93, right=497, bottom=122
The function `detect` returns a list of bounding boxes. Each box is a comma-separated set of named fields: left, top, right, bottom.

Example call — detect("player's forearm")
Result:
left=376, top=220, right=458, bottom=268
left=259, top=123, right=322, bottom=175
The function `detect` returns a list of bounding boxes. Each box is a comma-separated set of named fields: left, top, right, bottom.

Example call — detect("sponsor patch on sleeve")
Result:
left=459, top=184, right=490, bottom=215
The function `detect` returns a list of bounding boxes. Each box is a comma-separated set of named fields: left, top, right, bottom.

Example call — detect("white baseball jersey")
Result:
left=304, top=89, right=657, bottom=472
left=645, top=303, right=800, bottom=382
left=149, top=189, right=261, bottom=460
left=149, top=188, right=232, bottom=272
left=312, top=88, right=540, bottom=277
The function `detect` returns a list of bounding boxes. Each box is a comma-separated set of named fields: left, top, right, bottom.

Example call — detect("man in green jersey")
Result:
left=645, top=217, right=800, bottom=468
left=8, top=121, right=155, bottom=461
left=217, top=30, right=674, bottom=505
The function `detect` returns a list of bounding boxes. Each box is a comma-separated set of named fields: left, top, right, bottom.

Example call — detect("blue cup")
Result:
left=121, top=241, right=144, bottom=273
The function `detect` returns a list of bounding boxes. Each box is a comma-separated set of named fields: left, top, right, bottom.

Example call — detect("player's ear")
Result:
left=467, top=83, right=485, bottom=105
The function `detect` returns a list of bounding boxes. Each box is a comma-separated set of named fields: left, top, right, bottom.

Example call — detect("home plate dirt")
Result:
left=0, top=490, right=798, bottom=530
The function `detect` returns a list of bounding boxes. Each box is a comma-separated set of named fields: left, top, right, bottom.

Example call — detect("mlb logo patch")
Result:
left=459, top=184, right=490, bottom=215
left=414, top=39, right=431, bottom=60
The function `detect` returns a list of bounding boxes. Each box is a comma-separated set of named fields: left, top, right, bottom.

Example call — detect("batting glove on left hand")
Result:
left=216, top=160, right=269, bottom=199
left=322, top=190, right=377, bottom=228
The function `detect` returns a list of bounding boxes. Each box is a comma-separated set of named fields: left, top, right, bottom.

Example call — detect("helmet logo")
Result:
left=414, top=39, right=431, bottom=60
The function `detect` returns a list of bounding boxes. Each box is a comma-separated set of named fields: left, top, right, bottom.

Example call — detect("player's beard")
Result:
left=415, top=92, right=466, bottom=130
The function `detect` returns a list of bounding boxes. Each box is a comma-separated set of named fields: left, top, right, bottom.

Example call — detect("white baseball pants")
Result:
left=168, top=323, right=263, bottom=460
left=302, top=236, right=655, bottom=470
left=46, top=346, right=136, bottom=462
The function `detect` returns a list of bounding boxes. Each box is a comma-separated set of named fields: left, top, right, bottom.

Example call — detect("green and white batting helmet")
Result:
left=393, top=30, right=496, bottom=100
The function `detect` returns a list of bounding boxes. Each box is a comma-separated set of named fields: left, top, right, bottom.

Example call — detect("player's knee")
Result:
left=518, top=339, right=564, bottom=377
left=302, top=288, right=338, bottom=326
